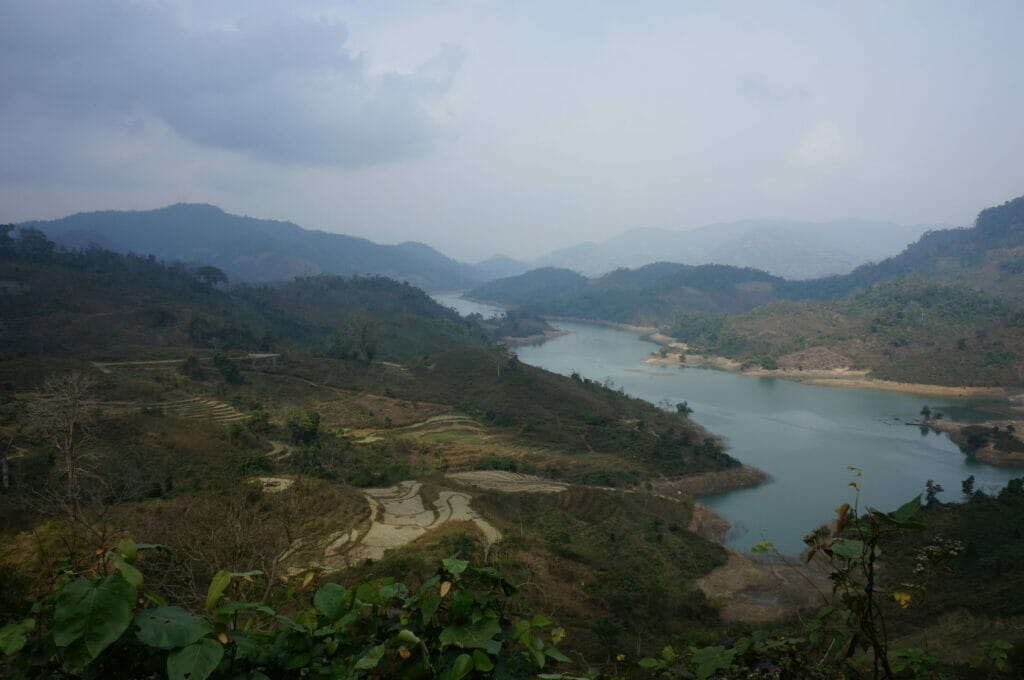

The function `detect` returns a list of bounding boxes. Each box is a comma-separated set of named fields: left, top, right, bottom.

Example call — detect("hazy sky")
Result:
left=2, top=1, right=1022, bottom=261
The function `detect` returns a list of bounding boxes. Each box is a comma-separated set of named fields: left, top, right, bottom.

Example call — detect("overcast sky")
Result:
left=2, top=1, right=1022, bottom=261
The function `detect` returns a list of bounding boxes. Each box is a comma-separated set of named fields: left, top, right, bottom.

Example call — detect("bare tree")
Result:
left=27, top=371, right=98, bottom=517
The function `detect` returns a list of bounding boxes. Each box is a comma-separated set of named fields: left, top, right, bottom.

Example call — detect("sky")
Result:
left=1, top=0, right=1022, bottom=262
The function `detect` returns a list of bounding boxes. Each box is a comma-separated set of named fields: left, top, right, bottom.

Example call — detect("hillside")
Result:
left=535, top=219, right=934, bottom=279
left=792, top=194, right=1024, bottom=302
left=0, top=228, right=752, bottom=672
left=2, top=229, right=1022, bottom=677
left=23, top=203, right=485, bottom=290
left=469, top=262, right=789, bottom=325
left=666, top=276, right=1024, bottom=387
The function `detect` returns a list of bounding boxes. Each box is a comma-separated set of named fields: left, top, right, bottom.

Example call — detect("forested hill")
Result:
left=790, top=194, right=1024, bottom=301
left=467, top=194, right=1024, bottom=326
left=0, top=226, right=489, bottom=363
left=22, top=203, right=483, bottom=290
left=468, top=262, right=789, bottom=324
left=670, top=276, right=1024, bottom=387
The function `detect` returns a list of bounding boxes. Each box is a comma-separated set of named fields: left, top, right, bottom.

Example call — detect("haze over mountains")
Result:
left=535, top=219, right=940, bottom=280
left=25, top=204, right=484, bottom=292
left=22, top=204, right=941, bottom=291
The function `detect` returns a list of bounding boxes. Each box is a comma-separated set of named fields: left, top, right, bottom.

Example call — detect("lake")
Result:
left=513, top=320, right=1021, bottom=555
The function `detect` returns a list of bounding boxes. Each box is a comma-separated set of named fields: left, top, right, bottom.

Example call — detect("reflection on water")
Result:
left=517, top=321, right=1022, bottom=555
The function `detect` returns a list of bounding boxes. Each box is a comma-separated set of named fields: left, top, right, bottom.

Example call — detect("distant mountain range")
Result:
left=23, top=204, right=486, bottom=291
left=535, top=219, right=940, bottom=280
left=468, top=194, right=1024, bottom=324
left=20, top=204, right=957, bottom=294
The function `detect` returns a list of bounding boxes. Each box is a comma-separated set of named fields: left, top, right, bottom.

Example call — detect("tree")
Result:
left=192, top=265, right=228, bottom=288
left=924, top=479, right=944, bottom=507
left=0, top=224, right=15, bottom=257
left=26, top=372, right=98, bottom=517
left=920, top=405, right=932, bottom=421
left=14, top=227, right=55, bottom=261
left=286, top=409, right=321, bottom=445
left=961, top=474, right=975, bottom=500
left=676, top=401, right=693, bottom=417
left=213, top=354, right=242, bottom=385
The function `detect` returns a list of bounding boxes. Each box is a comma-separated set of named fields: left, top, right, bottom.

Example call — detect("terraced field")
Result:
left=448, top=470, right=567, bottom=494
left=93, top=396, right=246, bottom=423
left=150, top=397, right=245, bottom=424
left=345, top=480, right=501, bottom=563
left=290, top=471, right=575, bottom=569
left=345, top=414, right=489, bottom=445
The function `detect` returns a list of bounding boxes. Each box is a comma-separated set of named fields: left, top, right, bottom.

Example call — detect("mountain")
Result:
left=536, top=219, right=937, bottom=279
left=468, top=254, right=533, bottom=281
left=804, top=195, right=1024, bottom=301
left=466, top=266, right=588, bottom=307
left=467, top=262, right=789, bottom=325
left=23, top=203, right=483, bottom=291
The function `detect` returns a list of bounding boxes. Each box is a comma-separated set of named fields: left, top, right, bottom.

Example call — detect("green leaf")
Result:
left=450, top=653, right=474, bottom=680
left=295, top=606, right=318, bottom=632
left=228, top=633, right=262, bottom=662
left=53, top=573, right=137, bottom=665
left=110, top=553, right=143, bottom=589
left=133, top=542, right=171, bottom=552
left=440, top=619, right=503, bottom=653
left=530, top=615, right=553, bottom=627
left=116, top=538, right=138, bottom=564
left=145, top=592, right=169, bottom=607
left=205, top=571, right=231, bottom=612
left=545, top=647, right=571, bottom=663
left=442, top=557, right=469, bottom=576
left=830, top=538, right=866, bottom=559
left=353, top=644, right=385, bottom=670
left=893, top=494, right=922, bottom=523
left=420, top=594, right=441, bottom=625
left=167, top=638, right=224, bottom=680
left=472, top=649, right=494, bottom=671
left=313, top=583, right=348, bottom=621
left=638, top=657, right=661, bottom=668
left=133, top=606, right=211, bottom=650
left=691, top=646, right=737, bottom=680
left=0, top=619, right=35, bottom=655
left=397, top=629, right=421, bottom=645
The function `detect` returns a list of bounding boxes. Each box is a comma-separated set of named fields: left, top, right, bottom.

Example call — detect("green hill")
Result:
left=669, top=276, right=1024, bottom=386
left=23, top=203, right=484, bottom=290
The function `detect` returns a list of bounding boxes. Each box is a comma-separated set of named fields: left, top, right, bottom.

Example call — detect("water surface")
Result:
left=516, top=321, right=1021, bottom=554
left=431, top=292, right=504, bottom=319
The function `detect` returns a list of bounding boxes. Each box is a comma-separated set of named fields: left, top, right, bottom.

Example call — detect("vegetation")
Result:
left=0, top=548, right=567, bottom=679
left=3, top=200, right=1024, bottom=678
left=667, top=276, right=1024, bottom=386
left=22, top=203, right=486, bottom=290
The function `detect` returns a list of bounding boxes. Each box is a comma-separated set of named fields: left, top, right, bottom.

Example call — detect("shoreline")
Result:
left=648, top=464, right=769, bottom=497
left=644, top=349, right=1010, bottom=399
left=927, top=418, right=1024, bottom=468
left=543, top=315, right=660, bottom=334
left=503, top=329, right=569, bottom=345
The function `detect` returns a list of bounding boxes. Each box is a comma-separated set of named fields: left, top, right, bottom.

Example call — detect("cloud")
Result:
left=0, top=1, right=460, bottom=167
left=794, top=122, right=862, bottom=169
left=736, top=72, right=808, bottom=104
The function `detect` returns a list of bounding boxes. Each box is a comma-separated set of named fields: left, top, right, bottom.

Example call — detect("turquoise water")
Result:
left=515, top=320, right=1022, bottom=555
left=431, top=292, right=504, bottom=319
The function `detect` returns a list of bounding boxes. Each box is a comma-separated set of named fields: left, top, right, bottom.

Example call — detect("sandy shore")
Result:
left=503, top=329, right=569, bottom=345
left=543, top=316, right=659, bottom=334
left=928, top=419, right=1024, bottom=467
left=645, top=351, right=1010, bottom=398
left=649, top=465, right=769, bottom=497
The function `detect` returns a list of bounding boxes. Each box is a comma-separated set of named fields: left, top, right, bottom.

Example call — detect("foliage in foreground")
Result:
left=0, top=547, right=567, bottom=679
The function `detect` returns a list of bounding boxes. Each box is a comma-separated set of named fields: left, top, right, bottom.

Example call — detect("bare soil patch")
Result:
left=650, top=465, right=768, bottom=497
